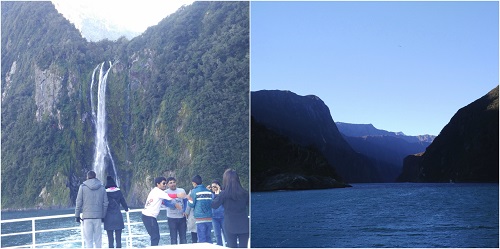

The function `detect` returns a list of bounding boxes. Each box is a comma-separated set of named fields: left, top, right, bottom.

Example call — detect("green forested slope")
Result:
left=1, top=1, right=249, bottom=209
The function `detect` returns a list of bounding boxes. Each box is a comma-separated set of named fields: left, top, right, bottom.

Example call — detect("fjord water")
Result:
left=251, top=183, right=498, bottom=248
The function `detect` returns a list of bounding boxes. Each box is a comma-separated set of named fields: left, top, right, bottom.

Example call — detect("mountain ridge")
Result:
left=336, top=122, right=436, bottom=143
left=251, top=90, right=383, bottom=183
left=1, top=1, right=249, bottom=209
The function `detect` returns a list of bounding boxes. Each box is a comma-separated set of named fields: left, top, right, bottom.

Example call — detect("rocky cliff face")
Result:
left=251, top=90, right=381, bottom=183
left=1, top=1, right=249, bottom=209
left=398, top=86, right=499, bottom=182
left=396, top=153, right=423, bottom=182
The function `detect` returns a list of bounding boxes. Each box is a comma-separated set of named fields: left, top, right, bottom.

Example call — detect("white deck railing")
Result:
left=1, top=208, right=218, bottom=248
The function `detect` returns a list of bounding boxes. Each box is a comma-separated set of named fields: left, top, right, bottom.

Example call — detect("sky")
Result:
left=52, top=0, right=194, bottom=37
left=250, top=1, right=499, bottom=136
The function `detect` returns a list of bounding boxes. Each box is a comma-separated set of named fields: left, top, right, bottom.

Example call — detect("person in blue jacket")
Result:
left=187, top=175, right=213, bottom=243
left=103, top=176, right=129, bottom=248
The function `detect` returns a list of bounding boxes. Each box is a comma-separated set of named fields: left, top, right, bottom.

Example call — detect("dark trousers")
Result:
left=225, top=231, right=249, bottom=248
left=106, top=230, right=122, bottom=248
left=167, top=217, right=187, bottom=244
left=141, top=214, right=160, bottom=246
left=191, top=232, right=198, bottom=243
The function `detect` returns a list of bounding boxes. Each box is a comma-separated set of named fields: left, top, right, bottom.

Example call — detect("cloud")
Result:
left=52, top=0, right=195, bottom=34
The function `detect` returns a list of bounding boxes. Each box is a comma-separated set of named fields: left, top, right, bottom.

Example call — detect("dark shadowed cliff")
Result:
left=398, top=86, right=499, bottom=182
left=251, top=90, right=382, bottom=183
left=251, top=117, right=350, bottom=191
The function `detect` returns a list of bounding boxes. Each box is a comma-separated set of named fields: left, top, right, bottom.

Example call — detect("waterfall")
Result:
left=90, top=61, right=119, bottom=186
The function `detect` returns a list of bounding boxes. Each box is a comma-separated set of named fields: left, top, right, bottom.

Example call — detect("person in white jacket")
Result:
left=141, top=176, right=186, bottom=246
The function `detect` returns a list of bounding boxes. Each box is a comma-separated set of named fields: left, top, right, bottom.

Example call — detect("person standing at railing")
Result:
left=187, top=175, right=213, bottom=244
left=211, top=180, right=225, bottom=246
left=163, top=176, right=188, bottom=245
left=212, top=169, right=249, bottom=248
left=103, top=176, right=129, bottom=248
left=75, top=170, right=109, bottom=248
left=141, top=176, right=186, bottom=246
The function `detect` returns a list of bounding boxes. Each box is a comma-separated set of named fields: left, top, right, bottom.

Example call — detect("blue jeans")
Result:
left=212, top=217, right=225, bottom=246
left=168, top=217, right=187, bottom=244
left=141, top=214, right=160, bottom=246
left=196, top=222, right=213, bottom=243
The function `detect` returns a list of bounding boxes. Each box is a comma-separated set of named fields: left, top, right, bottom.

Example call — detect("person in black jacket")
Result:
left=103, top=176, right=129, bottom=248
left=212, top=169, right=249, bottom=248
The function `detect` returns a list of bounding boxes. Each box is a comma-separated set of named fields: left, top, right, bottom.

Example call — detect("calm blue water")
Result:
left=251, top=183, right=499, bottom=248
left=0, top=208, right=199, bottom=248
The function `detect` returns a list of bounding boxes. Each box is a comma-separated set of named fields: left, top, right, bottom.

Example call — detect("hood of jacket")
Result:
left=82, top=178, right=103, bottom=190
left=106, top=187, right=121, bottom=193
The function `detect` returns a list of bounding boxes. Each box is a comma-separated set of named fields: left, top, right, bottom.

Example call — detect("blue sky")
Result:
left=250, top=1, right=499, bottom=136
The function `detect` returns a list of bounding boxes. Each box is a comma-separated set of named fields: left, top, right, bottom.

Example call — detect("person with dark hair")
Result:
left=75, top=170, right=109, bottom=248
left=103, top=176, right=129, bottom=248
left=187, top=175, right=213, bottom=243
left=212, top=169, right=249, bottom=248
left=211, top=180, right=225, bottom=246
left=163, top=176, right=188, bottom=244
left=141, top=176, right=186, bottom=246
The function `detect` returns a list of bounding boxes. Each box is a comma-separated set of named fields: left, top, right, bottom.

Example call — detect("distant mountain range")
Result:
left=335, top=122, right=435, bottom=181
left=251, top=86, right=498, bottom=191
left=52, top=1, right=141, bottom=41
left=335, top=122, right=435, bottom=143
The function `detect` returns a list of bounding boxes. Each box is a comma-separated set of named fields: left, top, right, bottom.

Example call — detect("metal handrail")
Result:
left=1, top=212, right=84, bottom=249
left=1, top=208, right=225, bottom=248
left=1, top=208, right=159, bottom=248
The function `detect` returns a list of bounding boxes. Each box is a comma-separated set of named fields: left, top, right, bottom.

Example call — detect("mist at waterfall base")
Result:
left=252, top=183, right=498, bottom=248
left=90, top=62, right=119, bottom=185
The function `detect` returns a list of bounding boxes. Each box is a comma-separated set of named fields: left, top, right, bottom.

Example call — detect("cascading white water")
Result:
left=90, top=61, right=119, bottom=186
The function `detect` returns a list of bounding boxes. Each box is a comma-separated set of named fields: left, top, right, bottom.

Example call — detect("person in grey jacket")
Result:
left=75, top=171, right=109, bottom=248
